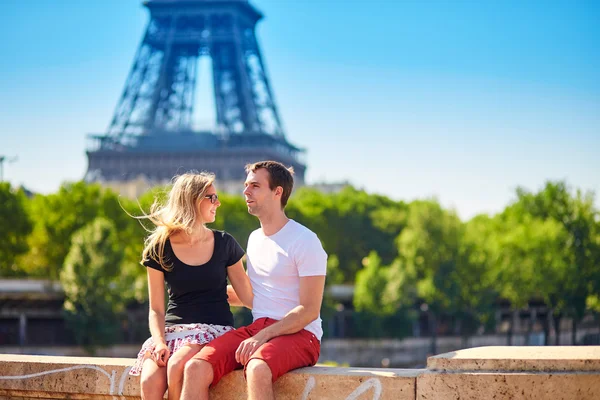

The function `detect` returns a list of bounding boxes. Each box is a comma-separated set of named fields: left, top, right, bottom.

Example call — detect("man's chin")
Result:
left=247, top=206, right=258, bottom=216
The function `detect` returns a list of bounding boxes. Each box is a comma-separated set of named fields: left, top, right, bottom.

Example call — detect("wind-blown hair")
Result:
left=140, top=172, right=215, bottom=271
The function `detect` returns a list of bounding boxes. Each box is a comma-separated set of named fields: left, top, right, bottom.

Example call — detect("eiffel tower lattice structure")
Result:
left=86, top=0, right=306, bottom=196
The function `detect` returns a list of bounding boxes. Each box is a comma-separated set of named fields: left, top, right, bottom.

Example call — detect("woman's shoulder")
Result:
left=212, top=229, right=235, bottom=241
left=142, top=240, right=174, bottom=270
left=212, top=229, right=244, bottom=246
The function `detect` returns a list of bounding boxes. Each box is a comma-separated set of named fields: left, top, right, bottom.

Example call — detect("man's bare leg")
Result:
left=246, top=359, right=274, bottom=400
left=180, top=358, right=213, bottom=400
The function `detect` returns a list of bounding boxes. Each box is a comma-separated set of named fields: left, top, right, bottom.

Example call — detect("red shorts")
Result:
left=195, top=317, right=320, bottom=386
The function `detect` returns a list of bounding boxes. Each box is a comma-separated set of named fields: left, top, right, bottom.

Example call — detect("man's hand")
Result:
left=235, top=331, right=270, bottom=365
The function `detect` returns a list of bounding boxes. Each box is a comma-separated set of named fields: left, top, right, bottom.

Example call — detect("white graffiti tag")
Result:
left=300, top=376, right=382, bottom=400
left=345, top=378, right=382, bottom=400
left=0, top=364, right=133, bottom=397
left=300, top=376, right=316, bottom=400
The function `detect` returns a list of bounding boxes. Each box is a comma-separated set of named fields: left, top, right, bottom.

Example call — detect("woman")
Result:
left=129, top=172, right=253, bottom=400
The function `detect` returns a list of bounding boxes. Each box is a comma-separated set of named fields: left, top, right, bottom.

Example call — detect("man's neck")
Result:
left=259, top=211, right=290, bottom=237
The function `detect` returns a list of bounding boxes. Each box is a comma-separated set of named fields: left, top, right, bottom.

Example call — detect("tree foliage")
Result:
left=0, top=183, right=33, bottom=276
left=395, top=200, right=463, bottom=315
left=60, top=218, right=125, bottom=352
left=288, top=186, right=407, bottom=283
left=18, top=181, right=141, bottom=280
left=5, top=178, right=599, bottom=341
left=506, top=181, right=600, bottom=320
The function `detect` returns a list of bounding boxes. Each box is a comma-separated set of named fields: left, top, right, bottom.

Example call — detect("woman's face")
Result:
left=199, top=184, right=221, bottom=223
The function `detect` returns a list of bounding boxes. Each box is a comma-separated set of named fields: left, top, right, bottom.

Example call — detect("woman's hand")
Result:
left=152, top=342, right=170, bottom=367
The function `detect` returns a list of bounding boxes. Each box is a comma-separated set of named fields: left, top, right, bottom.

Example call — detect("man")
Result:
left=181, top=161, right=327, bottom=400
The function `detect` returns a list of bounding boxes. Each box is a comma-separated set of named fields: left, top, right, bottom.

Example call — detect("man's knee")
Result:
left=184, top=358, right=214, bottom=386
left=245, top=359, right=272, bottom=383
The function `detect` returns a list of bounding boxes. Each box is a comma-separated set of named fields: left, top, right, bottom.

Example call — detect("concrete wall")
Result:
left=0, top=346, right=598, bottom=399
left=419, top=346, right=600, bottom=400
left=0, top=354, right=419, bottom=400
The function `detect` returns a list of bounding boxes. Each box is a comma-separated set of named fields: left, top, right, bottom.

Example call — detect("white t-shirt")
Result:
left=247, top=219, right=328, bottom=341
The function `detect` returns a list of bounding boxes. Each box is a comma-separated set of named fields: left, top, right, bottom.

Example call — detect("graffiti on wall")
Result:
left=300, top=375, right=383, bottom=400
left=1, top=364, right=385, bottom=399
left=0, top=364, right=133, bottom=397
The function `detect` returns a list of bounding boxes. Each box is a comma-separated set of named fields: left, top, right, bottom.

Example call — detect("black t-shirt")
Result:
left=143, top=230, right=245, bottom=327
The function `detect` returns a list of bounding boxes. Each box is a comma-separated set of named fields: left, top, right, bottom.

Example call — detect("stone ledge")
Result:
left=417, top=370, right=600, bottom=400
left=1, top=347, right=599, bottom=400
left=427, top=346, right=600, bottom=372
left=418, top=346, right=600, bottom=400
left=0, top=354, right=420, bottom=400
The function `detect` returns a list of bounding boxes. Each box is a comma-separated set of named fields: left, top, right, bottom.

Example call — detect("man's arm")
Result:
left=235, top=275, right=325, bottom=364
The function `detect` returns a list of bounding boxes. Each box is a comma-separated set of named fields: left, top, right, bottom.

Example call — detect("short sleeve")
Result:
left=223, top=232, right=245, bottom=267
left=142, top=257, right=164, bottom=272
left=294, top=231, right=328, bottom=277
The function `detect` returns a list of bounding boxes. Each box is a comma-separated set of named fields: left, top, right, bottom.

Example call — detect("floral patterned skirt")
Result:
left=129, top=323, right=234, bottom=376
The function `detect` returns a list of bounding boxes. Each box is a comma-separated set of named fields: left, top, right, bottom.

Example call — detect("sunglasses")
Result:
left=204, top=193, right=219, bottom=204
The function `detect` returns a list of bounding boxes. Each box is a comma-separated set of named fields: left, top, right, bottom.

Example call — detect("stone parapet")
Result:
left=0, top=354, right=419, bottom=399
left=0, top=347, right=598, bottom=399
left=427, top=345, right=600, bottom=372
left=418, top=346, right=600, bottom=400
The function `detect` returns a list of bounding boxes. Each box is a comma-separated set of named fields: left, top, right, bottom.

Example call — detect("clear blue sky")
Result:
left=1, top=0, right=598, bottom=219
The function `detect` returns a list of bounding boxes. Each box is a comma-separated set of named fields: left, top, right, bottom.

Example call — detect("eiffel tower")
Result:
left=86, top=0, right=305, bottom=196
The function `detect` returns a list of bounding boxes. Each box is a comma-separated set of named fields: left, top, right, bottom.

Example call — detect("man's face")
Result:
left=243, top=168, right=279, bottom=216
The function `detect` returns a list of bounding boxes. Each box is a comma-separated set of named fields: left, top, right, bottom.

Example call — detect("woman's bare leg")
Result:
left=140, top=358, right=167, bottom=400
left=166, top=344, right=203, bottom=400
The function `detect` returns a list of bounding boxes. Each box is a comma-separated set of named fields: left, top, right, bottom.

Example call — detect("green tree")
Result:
left=0, top=183, right=33, bottom=276
left=454, top=214, right=500, bottom=339
left=507, top=181, right=600, bottom=344
left=287, top=188, right=342, bottom=282
left=354, top=252, right=393, bottom=315
left=60, top=218, right=124, bottom=353
left=394, top=199, right=463, bottom=353
left=288, top=186, right=407, bottom=283
left=352, top=251, right=416, bottom=338
left=118, top=187, right=169, bottom=303
left=493, top=210, right=570, bottom=344
left=19, top=181, right=144, bottom=282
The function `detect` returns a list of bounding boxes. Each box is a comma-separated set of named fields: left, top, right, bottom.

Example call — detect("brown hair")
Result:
left=245, top=160, right=294, bottom=208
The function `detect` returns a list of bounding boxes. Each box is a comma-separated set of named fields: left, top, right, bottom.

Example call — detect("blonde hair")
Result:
left=140, top=172, right=215, bottom=271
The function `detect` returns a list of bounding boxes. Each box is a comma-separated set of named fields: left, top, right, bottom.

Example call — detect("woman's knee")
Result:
left=184, top=358, right=214, bottom=386
left=166, top=355, right=187, bottom=380
left=140, top=368, right=167, bottom=397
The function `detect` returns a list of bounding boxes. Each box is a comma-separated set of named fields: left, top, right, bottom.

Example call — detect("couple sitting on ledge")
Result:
left=128, top=160, right=328, bottom=400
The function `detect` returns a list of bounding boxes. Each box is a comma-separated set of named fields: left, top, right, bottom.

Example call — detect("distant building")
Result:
left=307, top=181, right=353, bottom=194
left=0, top=280, right=66, bottom=346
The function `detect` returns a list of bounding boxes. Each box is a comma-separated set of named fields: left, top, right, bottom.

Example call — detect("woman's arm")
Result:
left=226, top=285, right=242, bottom=306
left=227, top=259, right=253, bottom=309
left=147, top=268, right=169, bottom=366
